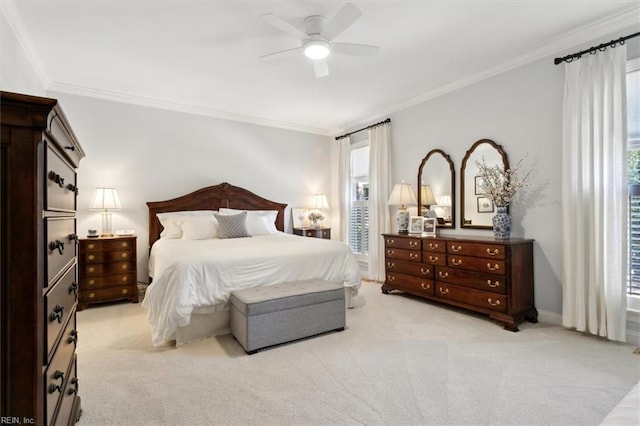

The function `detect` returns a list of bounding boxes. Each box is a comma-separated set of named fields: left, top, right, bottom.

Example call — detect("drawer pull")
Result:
left=48, top=370, right=65, bottom=394
left=89, top=292, right=95, bottom=299
left=122, top=253, right=129, bottom=258
left=68, top=233, right=78, bottom=243
left=49, top=239, right=64, bottom=255
left=386, top=261, right=395, bottom=268
left=487, top=280, right=500, bottom=288
left=48, top=170, right=65, bottom=188
left=487, top=263, right=500, bottom=271
left=420, top=268, right=430, bottom=276
left=122, top=276, right=129, bottom=282
left=428, top=243, right=439, bottom=250
left=409, top=253, right=419, bottom=260
left=121, top=264, right=128, bottom=270
left=438, top=287, right=449, bottom=295
left=387, top=249, right=395, bottom=256
left=88, top=255, right=95, bottom=261
left=409, top=241, right=418, bottom=248
left=387, top=239, right=395, bottom=245
left=88, top=279, right=95, bottom=286
left=68, top=330, right=78, bottom=345
left=428, top=255, right=439, bottom=263
left=452, top=258, right=463, bottom=266
left=487, top=248, right=500, bottom=256
left=122, top=242, right=129, bottom=248
left=88, top=243, right=95, bottom=249
left=49, top=305, right=64, bottom=323
left=66, top=183, right=79, bottom=195
left=451, top=245, right=462, bottom=252
left=88, top=267, right=95, bottom=273
left=438, top=271, right=449, bottom=279
left=387, top=275, right=396, bottom=282
left=67, top=378, right=79, bottom=395
left=421, top=283, right=431, bottom=290
left=487, top=298, right=501, bottom=307
left=122, top=288, right=129, bottom=295
left=68, top=281, right=78, bottom=295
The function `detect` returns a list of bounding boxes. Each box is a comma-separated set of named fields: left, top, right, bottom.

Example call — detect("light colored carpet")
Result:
left=76, top=282, right=639, bottom=425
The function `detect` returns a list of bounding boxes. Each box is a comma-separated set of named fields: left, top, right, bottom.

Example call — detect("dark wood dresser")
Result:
left=293, top=227, right=331, bottom=239
left=382, top=233, right=537, bottom=331
left=1, top=92, right=85, bottom=424
left=78, top=236, right=138, bottom=310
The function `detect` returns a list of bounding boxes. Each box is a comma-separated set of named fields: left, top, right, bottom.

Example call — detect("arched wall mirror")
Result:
left=460, top=139, right=509, bottom=229
left=417, top=149, right=455, bottom=229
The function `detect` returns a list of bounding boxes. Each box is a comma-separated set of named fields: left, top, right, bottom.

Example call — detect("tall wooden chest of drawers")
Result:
left=382, top=233, right=537, bottom=331
left=1, top=92, right=85, bottom=424
left=78, top=236, right=138, bottom=310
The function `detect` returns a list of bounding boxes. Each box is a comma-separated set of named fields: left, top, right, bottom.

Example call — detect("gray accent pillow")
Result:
left=214, top=212, right=251, bottom=239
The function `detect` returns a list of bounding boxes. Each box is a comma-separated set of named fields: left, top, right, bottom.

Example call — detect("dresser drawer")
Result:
left=385, top=247, right=422, bottom=262
left=447, top=241, right=506, bottom=260
left=385, top=272, right=434, bottom=295
left=423, top=239, right=446, bottom=253
left=435, top=283, right=507, bottom=313
left=384, top=236, right=421, bottom=250
left=46, top=218, right=77, bottom=286
left=82, top=272, right=136, bottom=290
left=435, top=266, right=506, bottom=294
left=81, top=284, right=137, bottom=304
left=45, top=315, right=76, bottom=425
left=82, top=261, right=135, bottom=276
left=45, top=264, right=77, bottom=359
left=447, top=254, right=505, bottom=275
left=385, top=258, right=433, bottom=279
left=81, top=249, right=134, bottom=263
left=83, top=238, right=135, bottom=252
left=422, top=252, right=446, bottom=266
left=45, top=143, right=77, bottom=212
left=52, top=355, right=79, bottom=426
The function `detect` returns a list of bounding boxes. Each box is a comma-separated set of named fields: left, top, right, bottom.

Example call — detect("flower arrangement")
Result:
left=308, top=211, right=325, bottom=223
left=476, top=156, right=531, bottom=207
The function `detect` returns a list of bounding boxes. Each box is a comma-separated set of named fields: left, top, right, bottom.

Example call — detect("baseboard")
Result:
left=537, top=309, right=562, bottom=325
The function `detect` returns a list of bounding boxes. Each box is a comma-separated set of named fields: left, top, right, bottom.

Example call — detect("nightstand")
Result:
left=78, top=235, right=138, bottom=310
left=293, top=227, right=331, bottom=239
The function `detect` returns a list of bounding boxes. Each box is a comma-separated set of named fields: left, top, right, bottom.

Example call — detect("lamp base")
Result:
left=396, top=209, right=410, bottom=235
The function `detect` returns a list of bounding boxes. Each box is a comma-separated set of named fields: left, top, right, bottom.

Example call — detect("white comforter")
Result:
left=142, top=233, right=361, bottom=346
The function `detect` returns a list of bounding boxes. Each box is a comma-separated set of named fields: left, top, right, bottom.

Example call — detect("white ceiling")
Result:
left=3, top=1, right=639, bottom=135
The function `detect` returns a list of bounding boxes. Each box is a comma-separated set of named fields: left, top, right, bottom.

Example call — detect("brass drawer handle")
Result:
left=428, top=255, right=439, bottom=263
left=409, top=241, right=418, bottom=248
left=420, top=268, right=430, bottom=276
left=487, top=263, right=500, bottom=271
left=421, top=283, right=431, bottom=290
left=387, top=249, right=395, bottom=256
left=409, top=253, right=419, bottom=260
left=121, top=264, right=128, bottom=270
left=387, top=261, right=395, bottom=268
left=387, top=239, right=395, bottom=245
left=487, top=248, right=500, bottom=256
left=487, top=280, right=500, bottom=288
left=438, top=271, right=449, bottom=279
left=487, top=298, right=501, bottom=307
left=122, top=242, right=129, bottom=248
left=89, top=292, right=95, bottom=299
left=121, top=252, right=129, bottom=258
left=88, top=243, right=95, bottom=249
left=88, top=254, right=95, bottom=261
left=439, top=287, right=449, bottom=295
left=88, top=279, right=95, bottom=286
left=122, top=276, right=129, bottom=282
left=451, top=245, right=462, bottom=252
left=452, top=258, right=463, bottom=266
left=122, top=288, right=129, bottom=295
left=429, top=243, right=439, bottom=250
left=88, top=267, right=95, bottom=273
left=387, top=275, right=396, bottom=282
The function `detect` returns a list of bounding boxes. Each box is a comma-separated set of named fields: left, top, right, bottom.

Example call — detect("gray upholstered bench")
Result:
left=229, top=279, right=346, bottom=354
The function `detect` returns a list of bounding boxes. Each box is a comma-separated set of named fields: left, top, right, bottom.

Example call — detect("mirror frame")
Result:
left=460, top=139, right=509, bottom=229
left=417, top=148, right=456, bottom=229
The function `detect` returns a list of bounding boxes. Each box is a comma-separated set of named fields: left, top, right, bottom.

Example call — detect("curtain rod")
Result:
left=554, top=31, right=640, bottom=65
left=334, top=118, right=391, bottom=140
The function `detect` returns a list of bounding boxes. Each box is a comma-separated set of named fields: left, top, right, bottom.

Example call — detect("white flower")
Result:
left=476, top=156, right=531, bottom=207
left=308, top=211, right=324, bottom=221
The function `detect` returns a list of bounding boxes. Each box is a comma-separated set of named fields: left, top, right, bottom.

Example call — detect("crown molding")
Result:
left=46, top=81, right=338, bottom=136
left=0, top=0, right=50, bottom=88
left=349, top=4, right=640, bottom=130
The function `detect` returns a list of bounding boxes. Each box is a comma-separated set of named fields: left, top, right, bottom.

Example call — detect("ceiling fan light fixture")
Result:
left=304, top=40, right=330, bottom=59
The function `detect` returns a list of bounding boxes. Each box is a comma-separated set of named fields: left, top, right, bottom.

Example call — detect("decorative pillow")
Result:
left=181, top=215, right=218, bottom=240
left=218, top=208, right=278, bottom=235
left=157, top=210, right=216, bottom=239
left=214, top=212, right=251, bottom=239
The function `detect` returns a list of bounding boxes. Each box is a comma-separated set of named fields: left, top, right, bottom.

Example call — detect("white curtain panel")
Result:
left=561, top=46, right=628, bottom=342
left=368, top=124, right=392, bottom=282
left=338, top=137, right=351, bottom=243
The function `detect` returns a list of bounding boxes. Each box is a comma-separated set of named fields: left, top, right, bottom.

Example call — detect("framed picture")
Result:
left=291, top=208, right=310, bottom=228
left=409, top=216, right=424, bottom=234
left=422, top=217, right=437, bottom=237
left=475, top=176, right=487, bottom=195
left=477, top=196, right=494, bottom=213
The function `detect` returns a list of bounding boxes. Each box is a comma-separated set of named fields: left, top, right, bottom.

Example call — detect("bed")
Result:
left=142, top=182, right=362, bottom=346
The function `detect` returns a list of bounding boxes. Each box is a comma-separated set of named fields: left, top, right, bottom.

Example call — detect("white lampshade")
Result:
left=387, top=182, right=417, bottom=209
left=420, top=185, right=437, bottom=206
left=439, top=195, right=452, bottom=207
left=312, top=194, right=329, bottom=210
left=89, top=188, right=122, bottom=211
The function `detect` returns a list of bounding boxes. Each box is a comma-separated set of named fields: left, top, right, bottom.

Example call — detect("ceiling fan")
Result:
left=260, top=3, right=380, bottom=78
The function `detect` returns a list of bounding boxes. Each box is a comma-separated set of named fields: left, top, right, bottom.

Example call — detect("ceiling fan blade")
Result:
left=259, top=46, right=303, bottom=60
left=321, top=3, right=362, bottom=40
left=332, top=42, right=379, bottom=57
left=313, top=58, right=329, bottom=78
left=262, top=14, right=308, bottom=40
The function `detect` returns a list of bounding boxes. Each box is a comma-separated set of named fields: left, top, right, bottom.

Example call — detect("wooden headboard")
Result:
left=146, top=182, right=287, bottom=249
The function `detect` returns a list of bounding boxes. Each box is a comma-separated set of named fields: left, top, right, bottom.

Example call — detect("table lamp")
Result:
left=89, top=188, right=122, bottom=237
left=309, top=194, right=329, bottom=228
left=388, top=181, right=417, bottom=234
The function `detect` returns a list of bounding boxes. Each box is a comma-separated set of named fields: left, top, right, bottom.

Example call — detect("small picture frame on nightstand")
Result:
left=409, top=216, right=424, bottom=234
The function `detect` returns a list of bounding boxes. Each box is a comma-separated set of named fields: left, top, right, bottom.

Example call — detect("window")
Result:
left=349, top=142, right=369, bottom=257
left=627, top=58, right=640, bottom=310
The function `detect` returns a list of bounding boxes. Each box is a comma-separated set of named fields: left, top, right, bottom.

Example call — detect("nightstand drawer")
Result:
left=83, top=238, right=135, bottom=251
left=82, top=273, right=135, bottom=289
left=81, top=285, right=137, bottom=304
left=447, top=255, right=505, bottom=275
left=82, top=261, right=134, bottom=276
left=385, top=258, right=433, bottom=279
left=82, top=249, right=134, bottom=263
left=435, top=267, right=506, bottom=294
left=45, top=264, right=77, bottom=359
left=448, top=241, right=506, bottom=260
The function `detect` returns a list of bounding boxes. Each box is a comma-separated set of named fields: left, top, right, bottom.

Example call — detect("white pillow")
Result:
left=218, top=208, right=278, bottom=235
left=157, top=210, right=216, bottom=239
left=181, top=215, right=218, bottom=240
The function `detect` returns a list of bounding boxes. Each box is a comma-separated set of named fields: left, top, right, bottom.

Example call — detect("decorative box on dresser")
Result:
left=1, top=92, right=85, bottom=424
left=382, top=233, right=537, bottom=331
left=78, top=236, right=138, bottom=310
